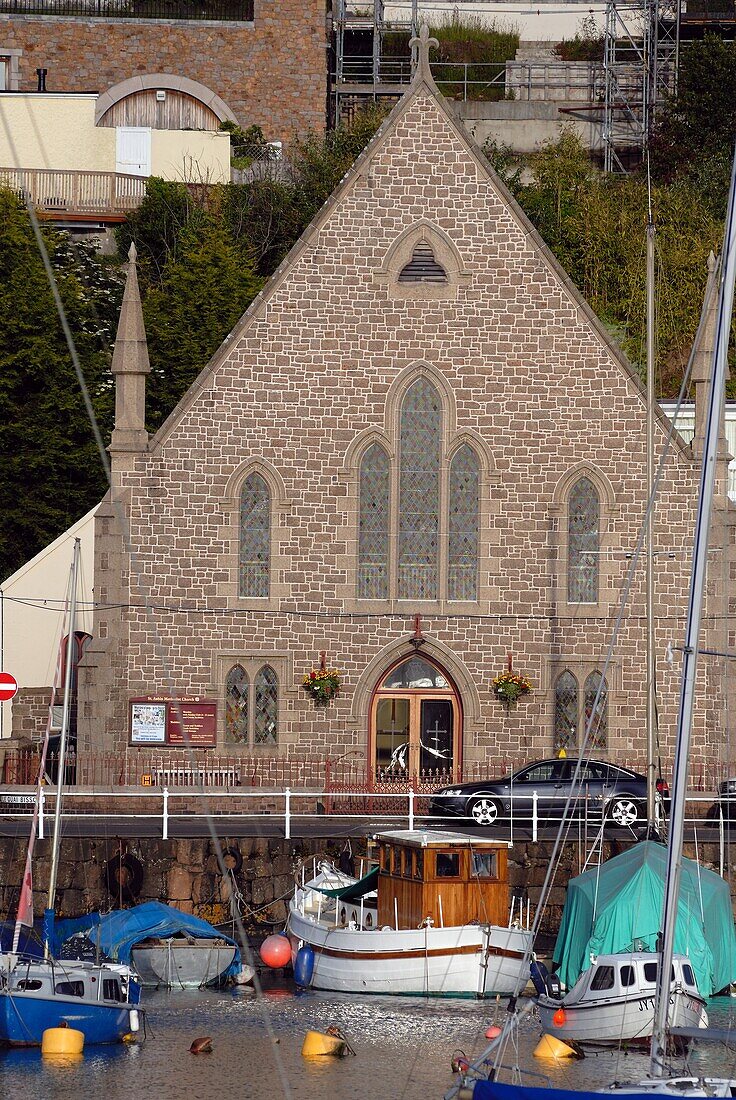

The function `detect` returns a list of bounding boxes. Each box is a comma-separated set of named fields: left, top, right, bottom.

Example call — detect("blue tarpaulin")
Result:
left=472, top=1083, right=649, bottom=1100
left=52, top=901, right=241, bottom=979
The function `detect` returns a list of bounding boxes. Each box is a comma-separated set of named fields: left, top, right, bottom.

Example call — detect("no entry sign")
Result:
left=0, top=673, right=18, bottom=702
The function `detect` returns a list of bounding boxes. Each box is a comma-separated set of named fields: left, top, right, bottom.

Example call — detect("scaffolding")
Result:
left=333, top=0, right=419, bottom=124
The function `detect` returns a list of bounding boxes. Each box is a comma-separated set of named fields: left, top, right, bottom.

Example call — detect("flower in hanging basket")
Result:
left=492, top=670, right=532, bottom=706
left=303, top=667, right=341, bottom=706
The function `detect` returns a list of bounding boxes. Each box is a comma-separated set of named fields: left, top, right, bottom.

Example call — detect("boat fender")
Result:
left=190, top=1037, right=213, bottom=1054
left=128, top=1008, right=140, bottom=1033
left=294, top=944, right=315, bottom=988
left=104, top=852, right=144, bottom=902
left=221, top=846, right=243, bottom=874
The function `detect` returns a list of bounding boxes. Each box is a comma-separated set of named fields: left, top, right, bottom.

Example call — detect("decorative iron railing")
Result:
left=0, top=0, right=253, bottom=20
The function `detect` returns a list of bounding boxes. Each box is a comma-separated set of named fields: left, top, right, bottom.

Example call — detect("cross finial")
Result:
left=409, top=21, right=439, bottom=83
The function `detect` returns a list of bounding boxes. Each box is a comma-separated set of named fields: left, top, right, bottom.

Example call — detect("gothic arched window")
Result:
left=554, top=670, right=578, bottom=751
left=239, top=473, right=270, bottom=598
left=568, top=477, right=600, bottom=603
left=254, top=665, right=278, bottom=745
left=399, top=378, right=441, bottom=600
left=225, top=665, right=249, bottom=744
left=448, top=444, right=479, bottom=601
left=358, top=443, right=390, bottom=599
left=584, top=670, right=608, bottom=750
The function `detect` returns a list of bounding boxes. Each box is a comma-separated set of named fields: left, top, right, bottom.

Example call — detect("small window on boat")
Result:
left=340, top=907, right=347, bottom=926
left=414, top=850, right=424, bottom=880
left=103, top=979, right=123, bottom=1002
left=590, top=966, right=615, bottom=991
left=381, top=845, right=391, bottom=873
left=365, top=912, right=373, bottom=928
left=402, top=850, right=413, bottom=878
left=682, top=964, right=696, bottom=987
left=620, top=965, right=636, bottom=987
left=471, top=851, right=498, bottom=879
left=16, top=979, right=43, bottom=991
left=55, top=980, right=85, bottom=998
left=436, top=851, right=460, bottom=878
left=643, top=962, right=675, bottom=984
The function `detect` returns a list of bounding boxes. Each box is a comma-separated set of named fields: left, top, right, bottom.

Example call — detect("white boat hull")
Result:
left=538, top=988, right=708, bottom=1044
left=288, top=904, right=531, bottom=996
left=131, top=941, right=237, bottom=988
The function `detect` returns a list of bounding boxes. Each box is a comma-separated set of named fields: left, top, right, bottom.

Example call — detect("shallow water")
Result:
left=2, top=986, right=736, bottom=1100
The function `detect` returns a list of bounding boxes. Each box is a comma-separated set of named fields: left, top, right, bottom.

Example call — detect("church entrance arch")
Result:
left=370, top=655, right=462, bottom=783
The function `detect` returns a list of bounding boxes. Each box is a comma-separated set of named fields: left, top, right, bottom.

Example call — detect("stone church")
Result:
left=77, top=32, right=734, bottom=790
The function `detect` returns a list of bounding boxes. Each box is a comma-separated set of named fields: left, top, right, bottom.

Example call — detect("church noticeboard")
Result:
left=129, top=697, right=217, bottom=747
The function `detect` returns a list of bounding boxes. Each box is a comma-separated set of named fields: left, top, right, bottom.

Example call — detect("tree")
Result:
left=0, top=189, right=121, bottom=579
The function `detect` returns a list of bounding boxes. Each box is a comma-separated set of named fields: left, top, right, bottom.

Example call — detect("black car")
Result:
left=428, top=758, right=668, bottom=828
left=718, top=777, right=736, bottom=820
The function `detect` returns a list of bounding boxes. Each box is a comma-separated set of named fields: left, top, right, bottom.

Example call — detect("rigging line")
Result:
left=0, top=102, right=295, bottom=1100
left=457, top=248, right=721, bottom=1091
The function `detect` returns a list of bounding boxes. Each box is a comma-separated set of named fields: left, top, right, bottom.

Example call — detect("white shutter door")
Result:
left=116, top=127, right=152, bottom=176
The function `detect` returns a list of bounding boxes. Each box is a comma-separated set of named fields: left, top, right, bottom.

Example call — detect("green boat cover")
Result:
left=313, top=866, right=379, bottom=900
left=553, top=840, right=736, bottom=995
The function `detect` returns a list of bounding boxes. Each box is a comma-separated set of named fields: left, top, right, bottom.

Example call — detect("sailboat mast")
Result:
left=646, top=214, right=657, bottom=829
left=45, top=536, right=81, bottom=949
left=650, top=150, right=736, bottom=1075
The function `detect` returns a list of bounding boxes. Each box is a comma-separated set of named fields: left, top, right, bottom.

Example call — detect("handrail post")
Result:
left=408, top=788, right=415, bottom=831
left=464, top=62, right=467, bottom=102
left=162, top=786, right=169, bottom=840
left=285, top=787, right=291, bottom=840
left=532, top=789, right=538, bottom=842
left=39, top=787, right=45, bottom=840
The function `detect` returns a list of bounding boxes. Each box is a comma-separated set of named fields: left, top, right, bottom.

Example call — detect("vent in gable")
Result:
left=398, top=242, right=447, bottom=283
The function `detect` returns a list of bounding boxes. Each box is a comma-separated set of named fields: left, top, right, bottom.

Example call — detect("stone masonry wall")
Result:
left=0, top=0, right=327, bottom=141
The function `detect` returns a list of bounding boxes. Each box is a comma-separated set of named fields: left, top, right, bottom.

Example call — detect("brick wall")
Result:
left=0, top=0, right=327, bottom=141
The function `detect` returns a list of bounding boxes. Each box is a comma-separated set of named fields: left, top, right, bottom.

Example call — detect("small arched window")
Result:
left=254, top=665, right=278, bottom=745
left=554, top=670, right=578, bottom=751
left=399, top=379, right=441, bottom=600
left=358, top=443, right=390, bottom=599
left=584, top=671, right=608, bottom=750
left=448, top=444, right=480, bottom=601
left=568, top=477, right=599, bottom=603
left=239, top=473, right=270, bottom=598
left=225, top=665, right=249, bottom=744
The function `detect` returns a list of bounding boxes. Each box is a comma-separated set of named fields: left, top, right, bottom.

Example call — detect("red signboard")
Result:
left=0, top=673, right=19, bottom=702
left=129, top=697, right=217, bottom=747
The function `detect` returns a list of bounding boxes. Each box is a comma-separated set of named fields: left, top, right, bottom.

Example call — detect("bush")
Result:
left=554, top=17, right=605, bottom=62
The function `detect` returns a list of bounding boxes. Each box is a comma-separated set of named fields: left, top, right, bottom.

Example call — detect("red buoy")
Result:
left=260, top=934, right=292, bottom=969
left=485, top=1025, right=502, bottom=1040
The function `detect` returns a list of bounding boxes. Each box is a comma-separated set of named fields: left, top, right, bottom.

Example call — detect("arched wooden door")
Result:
left=370, top=655, right=462, bottom=783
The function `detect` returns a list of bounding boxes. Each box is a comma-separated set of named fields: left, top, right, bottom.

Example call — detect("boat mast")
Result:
left=45, top=536, right=81, bottom=957
left=646, top=212, right=658, bottom=830
left=650, top=149, right=736, bottom=1075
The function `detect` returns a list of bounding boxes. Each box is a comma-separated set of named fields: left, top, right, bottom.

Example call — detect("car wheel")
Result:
left=608, top=797, right=641, bottom=828
left=469, top=796, right=503, bottom=826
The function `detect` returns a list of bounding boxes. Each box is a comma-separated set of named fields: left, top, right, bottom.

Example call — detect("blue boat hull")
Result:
left=0, top=991, right=134, bottom=1047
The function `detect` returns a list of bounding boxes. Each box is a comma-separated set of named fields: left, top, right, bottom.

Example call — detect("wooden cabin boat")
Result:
left=287, top=830, right=532, bottom=996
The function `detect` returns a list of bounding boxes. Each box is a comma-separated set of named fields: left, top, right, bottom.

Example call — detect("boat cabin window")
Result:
left=103, top=978, right=123, bottom=1002
left=16, top=979, right=43, bottom=991
left=471, top=851, right=498, bottom=879
left=436, top=851, right=460, bottom=878
left=682, top=964, right=696, bottom=987
left=402, top=850, right=413, bottom=878
left=414, top=850, right=423, bottom=880
left=381, top=845, right=391, bottom=873
left=643, top=962, right=675, bottom=984
left=619, top=965, right=635, bottom=987
left=55, top=980, right=85, bottom=998
left=590, top=965, right=615, bottom=991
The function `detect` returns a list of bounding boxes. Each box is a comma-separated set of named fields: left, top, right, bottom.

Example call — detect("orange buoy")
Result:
left=189, top=1037, right=213, bottom=1054
left=485, top=1025, right=502, bottom=1040
left=260, top=934, right=292, bottom=969
left=552, top=1007, right=567, bottom=1027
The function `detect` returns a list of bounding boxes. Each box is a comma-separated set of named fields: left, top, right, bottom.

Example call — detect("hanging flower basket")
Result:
left=303, top=667, right=341, bottom=706
left=492, top=671, right=532, bottom=706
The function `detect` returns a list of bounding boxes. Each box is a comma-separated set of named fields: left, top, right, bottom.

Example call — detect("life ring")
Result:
left=221, top=846, right=243, bottom=874
left=104, top=852, right=144, bottom=902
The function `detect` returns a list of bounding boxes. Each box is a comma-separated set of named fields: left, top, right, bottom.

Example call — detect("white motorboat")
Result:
left=536, top=952, right=707, bottom=1044
left=288, top=829, right=532, bottom=996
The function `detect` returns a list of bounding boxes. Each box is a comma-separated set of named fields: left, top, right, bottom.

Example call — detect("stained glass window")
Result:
left=225, top=665, right=249, bottom=744
left=239, top=473, right=270, bottom=598
left=584, top=671, right=608, bottom=750
left=254, top=665, right=278, bottom=745
left=554, top=670, right=578, bottom=751
left=399, top=379, right=441, bottom=599
left=358, top=443, right=390, bottom=599
left=449, top=444, right=479, bottom=601
left=568, top=477, right=599, bottom=603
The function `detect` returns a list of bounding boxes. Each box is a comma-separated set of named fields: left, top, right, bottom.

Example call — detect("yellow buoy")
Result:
left=301, top=1030, right=347, bottom=1058
left=41, top=1026, right=85, bottom=1056
left=533, top=1033, right=583, bottom=1061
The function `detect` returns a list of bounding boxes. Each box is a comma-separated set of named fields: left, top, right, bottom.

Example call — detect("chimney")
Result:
left=109, top=242, right=151, bottom=455
left=36, top=68, right=47, bottom=92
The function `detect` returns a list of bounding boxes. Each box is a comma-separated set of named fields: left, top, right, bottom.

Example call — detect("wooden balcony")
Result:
left=0, top=166, right=148, bottom=222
